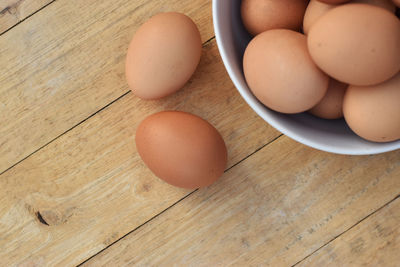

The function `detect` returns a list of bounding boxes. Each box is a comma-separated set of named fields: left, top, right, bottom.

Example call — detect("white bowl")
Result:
left=212, top=0, right=400, bottom=155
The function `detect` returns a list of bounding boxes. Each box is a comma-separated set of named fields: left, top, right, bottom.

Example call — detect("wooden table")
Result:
left=1, top=0, right=399, bottom=266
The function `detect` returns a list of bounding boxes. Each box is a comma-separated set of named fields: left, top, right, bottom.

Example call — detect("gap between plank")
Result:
left=78, top=133, right=284, bottom=266
left=0, top=91, right=129, bottom=176
left=0, top=36, right=215, bottom=177
left=0, top=0, right=58, bottom=36
left=292, top=193, right=400, bottom=267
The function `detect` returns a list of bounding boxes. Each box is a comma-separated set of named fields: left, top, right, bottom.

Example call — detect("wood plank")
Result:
left=0, top=40, right=280, bottom=266
left=0, top=0, right=53, bottom=35
left=298, top=197, right=400, bottom=267
left=0, top=0, right=213, bottom=174
left=83, top=137, right=400, bottom=266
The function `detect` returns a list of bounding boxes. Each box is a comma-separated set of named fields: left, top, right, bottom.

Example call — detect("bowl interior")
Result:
left=213, top=0, right=400, bottom=155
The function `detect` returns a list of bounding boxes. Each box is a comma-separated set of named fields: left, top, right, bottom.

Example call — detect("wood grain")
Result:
left=0, top=0, right=53, bottom=35
left=84, top=137, right=400, bottom=266
left=298, top=197, right=400, bottom=267
left=0, top=0, right=213, bottom=174
left=0, top=40, right=279, bottom=266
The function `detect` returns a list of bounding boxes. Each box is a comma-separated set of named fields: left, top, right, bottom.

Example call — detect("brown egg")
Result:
left=126, top=12, right=202, bottom=100
left=241, top=0, right=309, bottom=36
left=304, top=0, right=396, bottom=35
left=308, top=4, right=400, bottom=86
left=343, top=72, right=400, bottom=142
left=243, top=29, right=329, bottom=114
left=135, top=111, right=227, bottom=189
left=309, top=79, right=347, bottom=119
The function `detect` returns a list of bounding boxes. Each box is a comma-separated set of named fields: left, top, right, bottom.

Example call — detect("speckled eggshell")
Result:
left=343, top=72, right=400, bottom=142
left=241, top=0, right=309, bottom=36
left=309, top=79, right=347, bottom=119
left=308, top=4, right=400, bottom=86
left=126, top=12, right=202, bottom=100
left=243, top=29, right=329, bottom=114
left=135, top=111, right=227, bottom=189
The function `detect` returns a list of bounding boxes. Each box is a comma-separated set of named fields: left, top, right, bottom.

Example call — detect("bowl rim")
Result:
left=212, top=0, right=400, bottom=155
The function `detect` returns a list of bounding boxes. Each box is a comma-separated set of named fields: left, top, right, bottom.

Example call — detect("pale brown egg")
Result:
left=308, top=4, right=400, bottom=86
left=135, top=111, right=227, bottom=189
left=343, top=72, right=400, bottom=142
left=309, top=79, right=347, bottom=119
left=241, top=0, right=309, bottom=36
left=243, top=29, right=329, bottom=114
left=126, top=12, right=202, bottom=100
left=304, top=0, right=396, bottom=35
